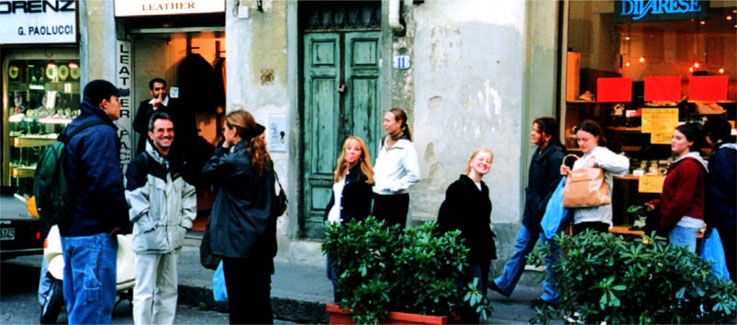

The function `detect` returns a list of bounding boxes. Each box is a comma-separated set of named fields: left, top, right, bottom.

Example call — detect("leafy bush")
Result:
left=529, top=230, right=737, bottom=324
left=322, top=217, right=493, bottom=323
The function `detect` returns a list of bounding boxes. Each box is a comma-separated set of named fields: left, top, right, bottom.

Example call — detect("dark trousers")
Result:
left=459, top=261, right=490, bottom=324
left=573, top=221, right=610, bottom=236
left=222, top=257, right=273, bottom=324
left=372, top=193, right=410, bottom=228
left=718, top=227, right=736, bottom=283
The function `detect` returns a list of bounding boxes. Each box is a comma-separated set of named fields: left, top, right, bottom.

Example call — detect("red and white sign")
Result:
left=114, top=0, right=225, bottom=17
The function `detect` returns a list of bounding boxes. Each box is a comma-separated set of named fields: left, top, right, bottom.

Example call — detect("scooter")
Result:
left=40, top=225, right=136, bottom=323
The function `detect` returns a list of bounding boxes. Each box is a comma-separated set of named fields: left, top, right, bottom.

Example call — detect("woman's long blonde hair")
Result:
left=333, top=136, right=374, bottom=184
left=225, top=110, right=272, bottom=175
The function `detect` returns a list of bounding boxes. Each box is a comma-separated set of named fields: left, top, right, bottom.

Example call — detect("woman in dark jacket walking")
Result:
left=437, top=148, right=496, bottom=323
left=324, top=136, right=374, bottom=301
left=202, top=110, right=277, bottom=324
left=704, top=116, right=735, bottom=281
left=490, top=117, right=564, bottom=307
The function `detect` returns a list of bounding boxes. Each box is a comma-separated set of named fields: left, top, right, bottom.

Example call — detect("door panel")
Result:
left=345, top=32, right=381, bottom=161
left=303, top=33, right=340, bottom=239
left=302, top=31, right=381, bottom=239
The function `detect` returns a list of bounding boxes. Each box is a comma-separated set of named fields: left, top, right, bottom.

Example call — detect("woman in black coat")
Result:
left=202, top=110, right=277, bottom=324
left=490, top=117, right=564, bottom=308
left=324, top=136, right=374, bottom=301
left=437, top=148, right=496, bottom=322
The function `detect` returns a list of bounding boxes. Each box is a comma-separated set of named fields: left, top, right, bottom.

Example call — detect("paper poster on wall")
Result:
left=641, top=108, right=679, bottom=134
left=639, top=175, right=664, bottom=193
left=650, top=131, right=672, bottom=144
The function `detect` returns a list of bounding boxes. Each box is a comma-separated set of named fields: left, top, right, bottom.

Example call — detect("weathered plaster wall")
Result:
left=406, top=0, right=526, bottom=228
left=80, top=0, right=117, bottom=84
left=226, top=0, right=293, bottom=260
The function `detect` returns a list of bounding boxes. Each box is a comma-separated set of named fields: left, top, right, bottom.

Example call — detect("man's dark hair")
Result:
left=149, top=78, right=167, bottom=90
left=148, top=111, right=173, bottom=132
left=83, top=79, right=129, bottom=106
left=703, top=115, right=735, bottom=145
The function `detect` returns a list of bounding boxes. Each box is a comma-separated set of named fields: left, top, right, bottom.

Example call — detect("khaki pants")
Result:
left=133, top=252, right=178, bottom=325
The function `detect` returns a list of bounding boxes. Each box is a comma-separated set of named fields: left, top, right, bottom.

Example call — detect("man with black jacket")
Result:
left=60, top=79, right=131, bottom=324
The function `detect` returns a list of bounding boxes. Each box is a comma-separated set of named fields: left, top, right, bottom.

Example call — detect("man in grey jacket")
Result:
left=125, top=111, right=196, bottom=324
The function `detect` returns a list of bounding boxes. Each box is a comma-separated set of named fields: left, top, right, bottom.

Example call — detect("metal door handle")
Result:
left=337, top=84, right=345, bottom=93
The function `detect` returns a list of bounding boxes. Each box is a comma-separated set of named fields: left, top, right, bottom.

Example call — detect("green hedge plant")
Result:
left=322, top=216, right=493, bottom=324
left=529, top=230, right=737, bottom=324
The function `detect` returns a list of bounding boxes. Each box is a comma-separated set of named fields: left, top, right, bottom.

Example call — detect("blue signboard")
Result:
left=615, top=0, right=709, bottom=22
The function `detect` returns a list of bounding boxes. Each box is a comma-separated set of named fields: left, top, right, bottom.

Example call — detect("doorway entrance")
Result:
left=300, top=2, right=382, bottom=239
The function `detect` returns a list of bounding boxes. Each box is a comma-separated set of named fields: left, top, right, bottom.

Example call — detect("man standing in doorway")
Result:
left=125, top=111, right=196, bottom=324
left=133, top=78, right=172, bottom=155
left=60, top=79, right=131, bottom=324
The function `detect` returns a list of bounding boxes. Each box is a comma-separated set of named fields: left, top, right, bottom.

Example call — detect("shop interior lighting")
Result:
left=625, top=60, right=631, bottom=67
left=699, top=20, right=706, bottom=25
left=719, top=68, right=725, bottom=74
left=68, top=62, right=79, bottom=69
left=727, top=15, right=733, bottom=21
left=694, top=61, right=700, bottom=68
left=689, top=67, right=694, bottom=73
left=639, top=56, right=646, bottom=64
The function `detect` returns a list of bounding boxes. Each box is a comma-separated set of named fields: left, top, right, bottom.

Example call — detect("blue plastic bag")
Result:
left=541, top=178, right=571, bottom=240
left=699, top=228, right=731, bottom=281
left=213, top=261, right=228, bottom=302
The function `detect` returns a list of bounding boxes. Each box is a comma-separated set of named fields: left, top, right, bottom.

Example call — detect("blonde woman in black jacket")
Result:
left=324, top=136, right=374, bottom=301
left=437, top=148, right=496, bottom=323
left=202, top=110, right=277, bottom=324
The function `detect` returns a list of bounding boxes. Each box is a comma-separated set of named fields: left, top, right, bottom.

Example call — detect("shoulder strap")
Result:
left=58, top=120, right=108, bottom=144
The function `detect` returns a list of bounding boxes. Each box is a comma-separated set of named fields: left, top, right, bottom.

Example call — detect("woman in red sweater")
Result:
left=646, top=123, right=707, bottom=253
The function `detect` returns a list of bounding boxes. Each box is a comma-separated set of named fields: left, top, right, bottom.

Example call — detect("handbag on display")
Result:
left=562, top=154, right=611, bottom=208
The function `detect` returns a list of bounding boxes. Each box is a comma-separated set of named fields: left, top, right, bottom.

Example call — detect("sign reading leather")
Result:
left=114, top=0, right=225, bottom=17
left=0, top=0, right=76, bottom=44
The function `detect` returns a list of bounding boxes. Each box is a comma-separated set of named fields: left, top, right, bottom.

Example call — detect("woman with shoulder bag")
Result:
left=560, top=120, right=629, bottom=235
left=324, top=136, right=374, bottom=302
left=645, top=123, right=708, bottom=253
left=202, top=110, right=277, bottom=324
left=372, top=108, right=421, bottom=228
left=490, top=117, right=565, bottom=307
left=437, top=148, right=496, bottom=323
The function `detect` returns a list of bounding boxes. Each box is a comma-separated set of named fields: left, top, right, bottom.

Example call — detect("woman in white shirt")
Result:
left=560, top=120, right=629, bottom=235
left=372, top=108, right=421, bottom=228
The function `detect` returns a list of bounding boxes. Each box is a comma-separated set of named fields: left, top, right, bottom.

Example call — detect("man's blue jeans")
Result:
left=493, top=224, right=560, bottom=303
left=61, top=233, right=117, bottom=324
left=669, top=225, right=699, bottom=253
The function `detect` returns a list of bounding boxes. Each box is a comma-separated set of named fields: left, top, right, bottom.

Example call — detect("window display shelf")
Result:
left=10, top=135, right=58, bottom=148
left=10, top=167, right=35, bottom=179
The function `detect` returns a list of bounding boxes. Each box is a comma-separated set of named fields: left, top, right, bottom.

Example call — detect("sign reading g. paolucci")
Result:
left=615, top=0, right=709, bottom=23
left=0, top=0, right=76, bottom=44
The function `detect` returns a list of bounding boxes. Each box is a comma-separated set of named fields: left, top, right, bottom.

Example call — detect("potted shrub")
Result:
left=322, top=217, right=493, bottom=324
left=529, top=230, right=737, bottom=324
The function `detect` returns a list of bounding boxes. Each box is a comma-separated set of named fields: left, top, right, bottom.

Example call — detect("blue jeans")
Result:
left=493, top=224, right=560, bottom=303
left=669, top=225, right=699, bottom=253
left=326, top=254, right=342, bottom=302
left=61, top=234, right=118, bottom=325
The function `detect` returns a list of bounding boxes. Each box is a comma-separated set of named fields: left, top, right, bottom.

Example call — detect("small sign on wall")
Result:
left=393, top=55, right=411, bottom=70
left=268, top=115, right=287, bottom=153
left=638, top=175, right=664, bottom=193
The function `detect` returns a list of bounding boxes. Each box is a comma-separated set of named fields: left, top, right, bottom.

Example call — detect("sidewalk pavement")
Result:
left=9, top=234, right=543, bottom=324
left=178, top=235, right=543, bottom=324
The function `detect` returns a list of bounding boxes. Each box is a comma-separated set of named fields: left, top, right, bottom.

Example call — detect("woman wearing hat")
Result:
left=202, top=110, right=278, bottom=324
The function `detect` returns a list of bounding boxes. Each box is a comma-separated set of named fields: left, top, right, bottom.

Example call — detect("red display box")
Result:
left=689, top=76, right=728, bottom=102
left=597, top=77, right=632, bottom=102
left=644, top=76, right=681, bottom=102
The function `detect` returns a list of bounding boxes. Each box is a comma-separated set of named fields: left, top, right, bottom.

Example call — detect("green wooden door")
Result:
left=302, top=31, right=381, bottom=239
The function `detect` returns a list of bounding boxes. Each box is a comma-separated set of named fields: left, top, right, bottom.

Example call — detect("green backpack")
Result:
left=33, top=120, right=105, bottom=224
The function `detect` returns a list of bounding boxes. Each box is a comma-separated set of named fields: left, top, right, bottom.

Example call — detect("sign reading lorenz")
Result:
left=0, top=0, right=77, bottom=44
left=616, top=0, right=709, bottom=22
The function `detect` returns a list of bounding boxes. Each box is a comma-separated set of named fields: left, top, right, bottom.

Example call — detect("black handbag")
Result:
left=200, top=220, right=221, bottom=270
left=273, top=172, right=287, bottom=217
